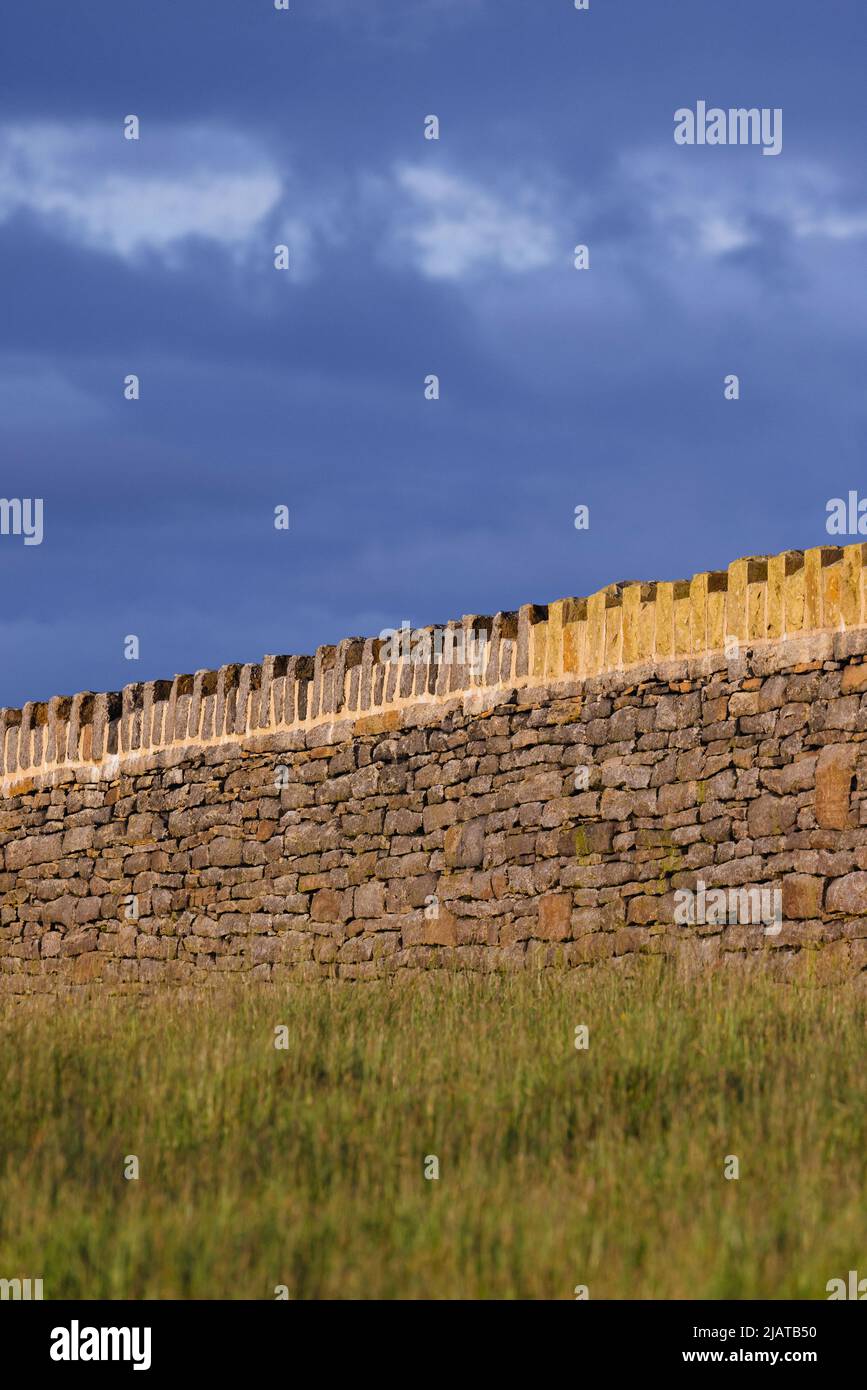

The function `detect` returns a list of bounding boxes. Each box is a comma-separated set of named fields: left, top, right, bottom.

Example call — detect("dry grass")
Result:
left=1, top=963, right=865, bottom=1299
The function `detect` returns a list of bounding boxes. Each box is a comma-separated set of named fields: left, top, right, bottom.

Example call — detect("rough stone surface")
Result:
left=3, top=636, right=867, bottom=992
left=6, top=542, right=867, bottom=992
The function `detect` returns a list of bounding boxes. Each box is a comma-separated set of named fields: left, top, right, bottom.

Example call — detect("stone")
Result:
left=826, top=873, right=867, bottom=916
left=537, top=893, right=571, bottom=941
left=782, top=875, right=824, bottom=920
left=815, top=744, right=857, bottom=830
left=747, top=795, right=798, bottom=838
left=443, top=820, right=485, bottom=869
left=354, top=880, right=386, bottom=918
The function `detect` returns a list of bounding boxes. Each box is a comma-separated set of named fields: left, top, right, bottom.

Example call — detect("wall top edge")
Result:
left=1, top=542, right=866, bottom=783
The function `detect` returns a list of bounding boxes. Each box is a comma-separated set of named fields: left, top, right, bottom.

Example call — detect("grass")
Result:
left=1, top=962, right=865, bottom=1299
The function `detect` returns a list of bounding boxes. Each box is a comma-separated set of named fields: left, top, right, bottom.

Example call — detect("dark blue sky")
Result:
left=1, top=0, right=865, bottom=707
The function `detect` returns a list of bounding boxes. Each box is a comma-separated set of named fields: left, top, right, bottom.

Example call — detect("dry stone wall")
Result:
left=3, top=543, right=867, bottom=993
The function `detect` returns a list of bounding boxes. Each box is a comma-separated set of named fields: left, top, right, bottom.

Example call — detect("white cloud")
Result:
left=622, top=150, right=867, bottom=260
left=4, top=117, right=866, bottom=299
left=388, top=164, right=560, bottom=279
left=0, top=122, right=283, bottom=264
left=790, top=210, right=867, bottom=241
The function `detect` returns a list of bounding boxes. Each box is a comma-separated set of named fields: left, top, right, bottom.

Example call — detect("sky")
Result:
left=0, top=0, right=865, bottom=708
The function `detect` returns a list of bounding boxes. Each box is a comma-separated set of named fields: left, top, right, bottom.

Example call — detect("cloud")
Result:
left=622, top=150, right=867, bottom=260
left=380, top=149, right=867, bottom=291
left=0, top=122, right=283, bottom=265
left=387, top=164, right=561, bottom=279
left=4, top=114, right=867, bottom=311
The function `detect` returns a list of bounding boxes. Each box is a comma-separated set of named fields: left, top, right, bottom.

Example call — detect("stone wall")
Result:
left=3, top=543, right=867, bottom=993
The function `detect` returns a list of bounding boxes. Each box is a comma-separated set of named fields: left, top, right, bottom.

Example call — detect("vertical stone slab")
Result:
left=434, top=623, right=457, bottom=696
left=311, top=646, right=336, bottom=723
left=622, top=586, right=645, bottom=668
left=268, top=656, right=290, bottom=727
left=197, top=673, right=217, bottom=740
left=187, top=671, right=206, bottom=741
left=459, top=616, right=489, bottom=689
left=255, top=659, right=274, bottom=729
left=672, top=581, right=691, bottom=657
left=705, top=573, right=727, bottom=653
left=31, top=703, right=48, bottom=769
left=495, top=613, right=518, bottom=684
left=384, top=649, right=399, bottom=703
left=67, top=693, right=93, bottom=766
left=269, top=667, right=287, bottom=729
left=332, top=642, right=348, bottom=713
left=688, top=574, right=709, bottom=656
left=430, top=628, right=444, bottom=696
left=842, top=543, right=867, bottom=629
left=233, top=665, right=260, bottom=735
left=333, top=640, right=362, bottom=715
left=18, top=703, right=35, bottom=772
left=725, top=559, right=750, bottom=645
left=165, top=677, right=179, bottom=744
left=654, top=583, right=675, bottom=660
left=399, top=643, right=416, bottom=699
left=545, top=600, right=566, bottom=679
left=821, top=551, right=844, bottom=630
left=90, top=693, right=109, bottom=761
left=411, top=630, right=432, bottom=698
left=149, top=681, right=172, bottom=748
left=215, top=665, right=241, bottom=740
left=746, top=558, right=769, bottom=642
left=484, top=615, right=502, bottom=687
left=79, top=694, right=97, bottom=762
left=560, top=597, right=587, bottom=675
left=372, top=656, right=385, bottom=709
left=281, top=657, right=299, bottom=726
left=139, top=682, right=157, bottom=751
left=103, top=694, right=120, bottom=756
left=357, top=641, right=378, bottom=714
left=121, top=684, right=144, bottom=753
left=804, top=547, right=835, bottom=631
left=603, top=588, right=624, bottom=670
left=516, top=605, right=545, bottom=680
left=531, top=607, right=549, bottom=681
left=767, top=553, right=786, bottom=640
left=452, top=622, right=466, bottom=693
left=782, top=551, right=805, bottom=636
left=171, top=675, right=194, bottom=742
left=47, top=696, right=71, bottom=765
left=584, top=592, right=606, bottom=674
left=293, top=656, right=314, bottom=723
left=4, top=708, right=22, bottom=774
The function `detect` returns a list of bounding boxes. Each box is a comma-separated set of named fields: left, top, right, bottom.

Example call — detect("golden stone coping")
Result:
left=1, top=543, right=864, bottom=787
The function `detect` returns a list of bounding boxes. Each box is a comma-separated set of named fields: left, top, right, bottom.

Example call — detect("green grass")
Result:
left=1, top=963, right=865, bottom=1299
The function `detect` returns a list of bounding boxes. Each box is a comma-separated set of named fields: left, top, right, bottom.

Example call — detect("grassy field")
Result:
left=1, top=963, right=865, bottom=1300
